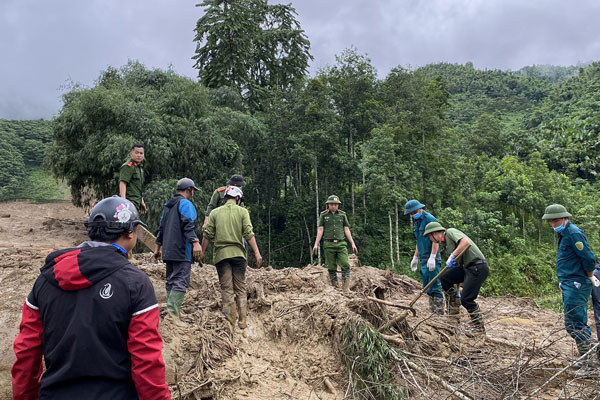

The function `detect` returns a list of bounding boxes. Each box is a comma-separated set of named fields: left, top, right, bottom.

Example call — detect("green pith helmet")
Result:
left=404, top=199, right=425, bottom=215
left=423, top=222, right=445, bottom=236
left=326, top=195, right=342, bottom=204
left=542, top=204, right=572, bottom=220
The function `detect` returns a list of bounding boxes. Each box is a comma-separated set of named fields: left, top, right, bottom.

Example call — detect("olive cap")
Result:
left=423, top=222, right=445, bottom=236
left=404, top=199, right=425, bottom=215
left=541, top=204, right=572, bottom=220
left=326, top=195, right=342, bottom=204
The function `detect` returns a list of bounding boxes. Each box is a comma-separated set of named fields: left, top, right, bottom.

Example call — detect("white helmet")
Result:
left=225, top=185, right=243, bottom=199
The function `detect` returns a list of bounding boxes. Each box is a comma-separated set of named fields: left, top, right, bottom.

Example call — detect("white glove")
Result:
left=427, top=254, right=436, bottom=272
left=410, top=255, right=419, bottom=272
left=591, top=275, right=600, bottom=288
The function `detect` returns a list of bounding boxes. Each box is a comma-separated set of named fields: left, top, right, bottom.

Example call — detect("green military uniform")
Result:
left=205, top=187, right=227, bottom=217
left=119, top=159, right=144, bottom=209
left=318, top=197, right=350, bottom=285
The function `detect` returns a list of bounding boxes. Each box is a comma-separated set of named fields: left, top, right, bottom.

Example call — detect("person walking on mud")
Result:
left=542, top=204, right=600, bottom=376
left=312, top=195, right=358, bottom=291
left=155, top=178, right=203, bottom=327
left=404, top=200, right=444, bottom=314
left=12, top=196, right=170, bottom=400
left=423, top=222, right=489, bottom=334
left=119, top=144, right=147, bottom=213
left=202, top=185, right=262, bottom=329
left=202, top=174, right=246, bottom=231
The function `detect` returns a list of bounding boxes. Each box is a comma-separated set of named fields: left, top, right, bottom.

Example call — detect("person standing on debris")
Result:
left=404, top=200, right=444, bottom=315
left=312, top=195, right=358, bottom=291
left=202, top=185, right=262, bottom=329
left=202, top=174, right=246, bottom=231
left=155, top=178, right=203, bottom=327
left=423, top=222, right=489, bottom=334
left=542, top=204, right=600, bottom=375
left=12, top=196, right=170, bottom=400
left=119, top=144, right=147, bottom=213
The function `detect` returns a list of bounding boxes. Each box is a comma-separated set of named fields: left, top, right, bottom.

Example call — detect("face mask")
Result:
left=554, top=225, right=565, bottom=233
left=412, top=212, right=422, bottom=220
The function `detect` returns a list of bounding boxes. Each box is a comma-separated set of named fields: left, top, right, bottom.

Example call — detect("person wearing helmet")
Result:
left=423, top=222, right=489, bottom=334
left=202, top=185, right=262, bottom=329
left=12, top=196, right=169, bottom=400
left=312, top=195, right=358, bottom=291
left=119, top=144, right=147, bottom=213
left=542, top=204, right=599, bottom=376
left=404, top=200, right=444, bottom=314
left=155, top=178, right=203, bottom=326
left=202, top=174, right=246, bottom=231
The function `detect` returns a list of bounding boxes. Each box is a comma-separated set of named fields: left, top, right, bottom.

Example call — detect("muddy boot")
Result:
left=328, top=271, right=338, bottom=288
left=237, top=298, right=248, bottom=329
left=431, top=296, right=444, bottom=315
left=342, top=270, right=350, bottom=292
left=444, top=287, right=460, bottom=325
left=223, top=301, right=238, bottom=327
left=168, top=291, right=187, bottom=327
left=468, top=305, right=485, bottom=335
left=574, top=341, right=598, bottom=377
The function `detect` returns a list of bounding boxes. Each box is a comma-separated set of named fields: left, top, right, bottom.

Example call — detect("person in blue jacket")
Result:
left=404, top=199, right=443, bottom=314
left=542, top=204, right=600, bottom=376
left=155, top=178, right=203, bottom=326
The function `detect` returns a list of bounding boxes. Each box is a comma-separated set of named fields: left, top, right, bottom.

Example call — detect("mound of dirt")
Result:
left=1, top=201, right=600, bottom=399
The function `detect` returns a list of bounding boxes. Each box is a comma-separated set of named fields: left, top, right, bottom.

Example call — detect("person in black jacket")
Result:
left=155, top=178, right=203, bottom=326
left=12, top=196, right=170, bottom=400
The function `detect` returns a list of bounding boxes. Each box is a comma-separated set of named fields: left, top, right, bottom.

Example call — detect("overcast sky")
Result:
left=1, top=0, right=599, bottom=120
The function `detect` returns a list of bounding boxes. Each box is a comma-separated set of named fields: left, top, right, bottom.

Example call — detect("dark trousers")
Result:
left=441, top=261, right=489, bottom=313
left=215, top=257, right=247, bottom=307
left=165, top=260, right=191, bottom=292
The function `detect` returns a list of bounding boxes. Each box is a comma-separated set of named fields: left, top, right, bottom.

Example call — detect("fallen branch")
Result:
left=323, top=377, right=337, bottom=395
left=381, top=334, right=405, bottom=345
left=400, top=357, right=473, bottom=400
left=378, top=311, right=410, bottom=332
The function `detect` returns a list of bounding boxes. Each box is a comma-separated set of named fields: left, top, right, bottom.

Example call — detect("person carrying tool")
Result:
left=542, top=204, right=600, bottom=376
left=202, top=185, right=262, bottom=329
left=202, top=174, right=246, bottom=230
left=12, top=196, right=170, bottom=400
left=119, top=144, right=147, bottom=213
left=404, top=200, right=444, bottom=314
left=423, top=222, right=489, bottom=334
left=155, top=178, right=203, bottom=327
left=312, top=195, right=358, bottom=291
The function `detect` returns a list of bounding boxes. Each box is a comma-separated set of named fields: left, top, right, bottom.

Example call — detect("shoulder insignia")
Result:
left=575, top=241, right=584, bottom=251
left=320, top=210, right=329, bottom=214
left=217, top=187, right=226, bottom=192
left=338, top=210, right=346, bottom=214
left=127, top=162, right=133, bottom=166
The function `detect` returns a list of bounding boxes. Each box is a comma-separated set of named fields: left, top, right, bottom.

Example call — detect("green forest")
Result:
left=3, top=0, right=600, bottom=301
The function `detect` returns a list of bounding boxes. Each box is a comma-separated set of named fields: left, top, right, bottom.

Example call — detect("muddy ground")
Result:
left=1, top=201, right=600, bottom=399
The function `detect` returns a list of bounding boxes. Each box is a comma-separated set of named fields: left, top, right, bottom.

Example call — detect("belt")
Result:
left=467, top=259, right=486, bottom=268
left=324, top=239, right=345, bottom=243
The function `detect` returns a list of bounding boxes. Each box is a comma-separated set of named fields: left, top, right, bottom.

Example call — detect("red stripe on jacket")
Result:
left=127, top=307, right=170, bottom=400
left=12, top=302, right=44, bottom=400
left=53, top=250, right=92, bottom=290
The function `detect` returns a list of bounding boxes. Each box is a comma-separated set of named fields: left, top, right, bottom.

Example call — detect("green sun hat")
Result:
left=326, top=195, right=342, bottom=204
left=541, top=204, right=572, bottom=220
left=423, top=222, right=446, bottom=236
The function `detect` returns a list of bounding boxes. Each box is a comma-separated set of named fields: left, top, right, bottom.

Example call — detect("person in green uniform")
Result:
left=119, top=144, right=146, bottom=213
left=202, top=186, right=262, bottom=329
left=542, top=204, right=599, bottom=376
left=202, top=174, right=246, bottom=231
left=424, top=222, right=489, bottom=334
left=312, top=195, right=358, bottom=291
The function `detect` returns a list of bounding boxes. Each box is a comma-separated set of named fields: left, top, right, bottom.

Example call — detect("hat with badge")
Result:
left=326, top=195, right=341, bottom=204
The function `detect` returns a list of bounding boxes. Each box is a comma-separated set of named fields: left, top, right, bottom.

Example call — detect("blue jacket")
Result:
left=413, top=211, right=441, bottom=263
left=155, top=194, right=198, bottom=262
left=556, top=222, right=596, bottom=283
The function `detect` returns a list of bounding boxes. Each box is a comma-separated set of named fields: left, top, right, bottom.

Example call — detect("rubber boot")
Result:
left=342, top=270, right=350, bottom=292
left=468, top=305, right=485, bottom=334
left=431, top=296, right=444, bottom=315
left=329, top=271, right=338, bottom=288
left=574, top=341, right=598, bottom=377
left=237, top=298, right=248, bottom=329
left=444, top=287, right=460, bottom=325
left=166, top=291, right=187, bottom=327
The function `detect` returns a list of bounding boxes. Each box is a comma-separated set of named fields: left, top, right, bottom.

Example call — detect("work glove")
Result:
left=427, top=254, right=436, bottom=272
left=591, top=275, right=600, bottom=288
left=410, top=255, right=419, bottom=272
left=446, top=254, right=457, bottom=268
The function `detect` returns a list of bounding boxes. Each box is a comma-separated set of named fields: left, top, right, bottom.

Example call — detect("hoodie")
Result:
left=155, top=194, right=198, bottom=262
left=11, top=243, right=170, bottom=400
